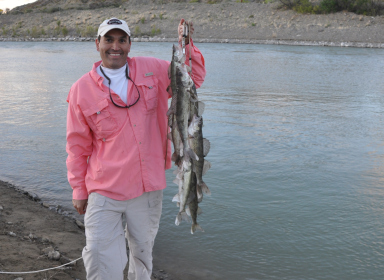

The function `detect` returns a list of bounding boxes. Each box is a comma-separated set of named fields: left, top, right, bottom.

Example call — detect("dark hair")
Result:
left=97, top=34, right=131, bottom=43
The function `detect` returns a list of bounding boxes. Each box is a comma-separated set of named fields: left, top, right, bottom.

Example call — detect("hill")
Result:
left=0, top=0, right=383, bottom=47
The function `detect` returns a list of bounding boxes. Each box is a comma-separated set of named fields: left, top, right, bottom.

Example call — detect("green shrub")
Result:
left=134, top=26, right=141, bottom=36
left=151, top=25, right=161, bottom=36
left=31, top=26, right=39, bottom=37
left=48, top=7, right=61, bottom=13
left=282, top=0, right=384, bottom=15
left=319, top=0, right=339, bottom=12
left=293, top=0, right=317, bottom=13
left=2, top=26, right=8, bottom=36
left=62, top=26, right=69, bottom=36
left=140, top=17, right=145, bottom=24
left=82, top=25, right=96, bottom=37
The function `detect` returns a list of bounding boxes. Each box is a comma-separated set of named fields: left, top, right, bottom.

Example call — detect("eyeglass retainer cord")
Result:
left=99, top=63, right=141, bottom=109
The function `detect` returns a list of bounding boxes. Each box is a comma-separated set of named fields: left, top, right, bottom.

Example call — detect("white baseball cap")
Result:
left=97, top=18, right=131, bottom=37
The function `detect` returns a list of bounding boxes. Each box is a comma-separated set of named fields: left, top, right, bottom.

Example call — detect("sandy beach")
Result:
left=0, top=181, right=171, bottom=280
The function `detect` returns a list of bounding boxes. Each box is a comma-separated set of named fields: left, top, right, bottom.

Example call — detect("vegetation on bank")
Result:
left=0, top=18, right=164, bottom=38
left=279, top=0, right=384, bottom=15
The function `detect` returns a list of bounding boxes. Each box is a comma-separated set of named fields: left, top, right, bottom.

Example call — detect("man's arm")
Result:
left=66, top=90, right=93, bottom=214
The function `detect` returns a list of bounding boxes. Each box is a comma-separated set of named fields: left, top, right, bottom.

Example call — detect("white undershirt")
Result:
left=97, top=64, right=129, bottom=105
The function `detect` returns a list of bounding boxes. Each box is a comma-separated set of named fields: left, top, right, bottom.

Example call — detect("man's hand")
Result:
left=178, top=19, right=194, bottom=45
left=73, top=199, right=88, bottom=215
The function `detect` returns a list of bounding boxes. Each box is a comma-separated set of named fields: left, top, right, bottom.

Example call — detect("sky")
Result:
left=0, top=0, right=37, bottom=11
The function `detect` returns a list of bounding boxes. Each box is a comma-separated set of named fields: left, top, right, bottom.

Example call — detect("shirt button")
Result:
left=134, top=124, right=136, bottom=127
left=103, top=138, right=106, bottom=142
left=97, top=111, right=101, bottom=115
left=139, top=142, right=141, bottom=144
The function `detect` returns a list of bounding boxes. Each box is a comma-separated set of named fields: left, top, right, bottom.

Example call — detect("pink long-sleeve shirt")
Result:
left=66, top=42, right=206, bottom=201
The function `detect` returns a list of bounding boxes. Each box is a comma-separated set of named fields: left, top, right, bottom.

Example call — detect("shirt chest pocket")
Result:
left=83, top=99, right=117, bottom=140
left=136, top=76, right=158, bottom=113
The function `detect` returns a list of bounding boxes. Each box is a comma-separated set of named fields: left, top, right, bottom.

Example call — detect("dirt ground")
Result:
left=0, top=1, right=383, bottom=47
left=0, top=181, right=171, bottom=280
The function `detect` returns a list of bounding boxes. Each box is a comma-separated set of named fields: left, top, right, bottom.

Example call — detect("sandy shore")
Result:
left=0, top=181, right=172, bottom=280
left=0, top=1, right=383, bottom=48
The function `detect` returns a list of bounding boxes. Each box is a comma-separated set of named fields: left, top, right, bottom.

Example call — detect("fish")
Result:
left=168, top=43, right=211, bottom=233
left=186, top=172, right=204, bottom=234
left=175, top=167, right=193, bottom=225
left=170, top=44, right=198, bottom=170
left=188, top=114, right=211, bottom=200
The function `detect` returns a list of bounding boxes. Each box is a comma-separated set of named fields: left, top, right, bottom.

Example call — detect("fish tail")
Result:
left=191, top=223, right=204, bottom=234
left=175, top=211, right=190, bottom=226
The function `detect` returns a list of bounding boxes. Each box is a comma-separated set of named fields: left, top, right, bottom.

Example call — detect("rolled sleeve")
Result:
left=185, top=39, right=206, bottom=89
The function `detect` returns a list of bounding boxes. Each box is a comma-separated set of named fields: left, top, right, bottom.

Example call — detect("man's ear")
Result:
left=95, top=38, right=100, bottom=52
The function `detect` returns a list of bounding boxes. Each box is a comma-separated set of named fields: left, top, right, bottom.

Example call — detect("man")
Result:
left=66, top=17, right=206, bottom=280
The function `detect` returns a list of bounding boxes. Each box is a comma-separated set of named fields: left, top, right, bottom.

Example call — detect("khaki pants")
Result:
left=82, top=190, right=163, bottom=280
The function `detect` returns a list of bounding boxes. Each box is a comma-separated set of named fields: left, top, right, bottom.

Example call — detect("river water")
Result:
left=0, top=41, right=384, bottom=280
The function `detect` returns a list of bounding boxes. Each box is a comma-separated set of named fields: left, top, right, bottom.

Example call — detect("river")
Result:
left=0, top=41, right=384, bottom=280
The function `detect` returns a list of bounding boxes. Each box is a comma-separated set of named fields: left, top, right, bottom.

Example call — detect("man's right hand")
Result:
left=73, top=199, right=88, bottom=215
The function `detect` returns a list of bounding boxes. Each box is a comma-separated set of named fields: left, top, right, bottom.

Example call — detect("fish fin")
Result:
left=191, top=224, right=204, bottom=234
left=185, top=148, right=199, bottom=162
left=172, top=193, right=180, bottom=203
left=198, top=101, right=205, bottom=116
left=203, top=138, right=211, bottom=157
left=186, top=207, right=191, bottom=216
left=190, top=94, right=198, bottom=103
left=173, top=178, right=180, bottom=186
left=197, top=207, right=203, bottom=215
left=175, top=214, right=181, bottom=226
left=176, top=211, right=190, bottom=225
left=199, top=181, right=211, bottom=196
left=202, top=160, right=211, bottom=175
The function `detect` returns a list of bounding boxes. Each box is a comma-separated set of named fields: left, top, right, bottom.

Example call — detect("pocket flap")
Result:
left=135, top=76, right=156, bottom=88
left=83, top=99, right=109, bottom=117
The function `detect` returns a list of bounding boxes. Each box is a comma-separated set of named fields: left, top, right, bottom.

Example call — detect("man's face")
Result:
left=95, top=29, right=131, bottom=69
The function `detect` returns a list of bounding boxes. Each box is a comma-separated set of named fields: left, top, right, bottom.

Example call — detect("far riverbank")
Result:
left=0, top=1, right=383, bottom=48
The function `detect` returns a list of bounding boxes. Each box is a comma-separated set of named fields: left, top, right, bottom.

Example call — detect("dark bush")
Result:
left=319, top=0, right=339, bottom=13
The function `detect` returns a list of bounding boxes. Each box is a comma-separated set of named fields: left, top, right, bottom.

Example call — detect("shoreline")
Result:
left=1, top=36, right=384, bottom=49
left=0, top=180, right=173, bottom=280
